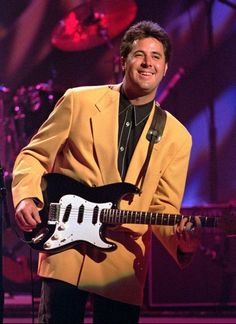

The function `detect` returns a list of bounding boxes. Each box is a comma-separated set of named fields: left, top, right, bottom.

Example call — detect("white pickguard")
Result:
left=43, top=194, right=113, bottom=250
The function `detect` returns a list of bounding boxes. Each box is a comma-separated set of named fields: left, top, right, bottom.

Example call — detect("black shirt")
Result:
left=118, top=91, right=154, bottom=180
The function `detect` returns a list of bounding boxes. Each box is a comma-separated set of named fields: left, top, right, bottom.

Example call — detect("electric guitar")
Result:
left=24, top=173, right=236, bottom=253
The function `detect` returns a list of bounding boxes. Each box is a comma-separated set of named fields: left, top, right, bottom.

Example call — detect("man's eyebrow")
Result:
left=133, top=49, right=163, bottom=56
left=152, top=51, right=163, bottom=57
left=133, top=49, right=144, bottom=53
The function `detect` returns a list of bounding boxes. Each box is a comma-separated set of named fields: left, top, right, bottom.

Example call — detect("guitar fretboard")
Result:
left=101, top=209, right=218, bottom=228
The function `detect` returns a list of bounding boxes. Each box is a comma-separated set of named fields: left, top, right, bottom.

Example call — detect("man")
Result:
left=12, top=21, right=200, bottom=323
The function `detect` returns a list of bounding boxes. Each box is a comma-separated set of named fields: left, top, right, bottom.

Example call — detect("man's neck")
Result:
left=129, top=97, right=154, bottom=106
left=121, top=84, right=156, bottom=106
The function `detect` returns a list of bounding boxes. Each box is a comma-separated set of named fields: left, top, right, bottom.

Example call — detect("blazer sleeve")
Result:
left=11, top=89, right=74, bottom=208
left=150, top=132, right=192, bottom=267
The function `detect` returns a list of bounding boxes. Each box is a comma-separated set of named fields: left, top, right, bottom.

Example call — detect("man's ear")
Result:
left=121, top=57, right=126, bottom=71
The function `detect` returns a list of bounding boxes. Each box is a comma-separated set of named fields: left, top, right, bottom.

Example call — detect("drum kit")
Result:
left=0, top=80, right=58, bottom=175
left=0, top=0, right=137, bottom=175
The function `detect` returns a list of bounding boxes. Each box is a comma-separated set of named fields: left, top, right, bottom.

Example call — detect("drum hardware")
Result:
left=0, top=80, right=59, bottom=173
left=27, top=80, right=54, bottom=113
left=51, top=0, right=137, bottom=52
left=10, top=80, right=57, bottom=143
left=51, top=0, right=137, bottom=82
left=12, top=95, right=27, bottom=148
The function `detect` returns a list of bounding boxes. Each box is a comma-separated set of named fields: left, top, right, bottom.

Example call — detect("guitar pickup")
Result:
left=48, top=203, right=61, bottom=224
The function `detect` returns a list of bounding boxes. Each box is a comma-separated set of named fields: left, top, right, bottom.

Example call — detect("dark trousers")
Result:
left=38, top=278, right=141, bottom=324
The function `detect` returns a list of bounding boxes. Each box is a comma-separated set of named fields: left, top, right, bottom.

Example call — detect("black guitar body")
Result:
left=24, top=173, right=140, bottom=252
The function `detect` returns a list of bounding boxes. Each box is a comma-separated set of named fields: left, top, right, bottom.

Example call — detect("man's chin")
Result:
left=138, top=84, right=157, bottom=95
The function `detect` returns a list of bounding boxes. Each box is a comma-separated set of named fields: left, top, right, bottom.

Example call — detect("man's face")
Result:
left=121, top=37, right=168, bottom=100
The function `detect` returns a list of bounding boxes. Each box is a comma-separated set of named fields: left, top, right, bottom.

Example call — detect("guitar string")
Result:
left=48, top=207, right=218, bottom=227
left=48, top=206, right=186, bottom=225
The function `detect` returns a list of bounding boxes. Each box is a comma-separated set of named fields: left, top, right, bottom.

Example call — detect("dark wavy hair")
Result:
left=120, top=20, right=171, bottom=63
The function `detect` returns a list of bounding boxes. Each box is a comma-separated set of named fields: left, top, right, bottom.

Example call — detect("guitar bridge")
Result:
left=48, top=203, right=60, bottom=224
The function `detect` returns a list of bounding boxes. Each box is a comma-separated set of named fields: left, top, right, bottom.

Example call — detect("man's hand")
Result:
left=15, top=198, right=41, bottom=232
left=174, top=216, right=201, bottom=254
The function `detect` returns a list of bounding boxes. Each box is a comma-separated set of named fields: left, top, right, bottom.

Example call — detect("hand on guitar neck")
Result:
left=174, top=216, right=201, bottom=255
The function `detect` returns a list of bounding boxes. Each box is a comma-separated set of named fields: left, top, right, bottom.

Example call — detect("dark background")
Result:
left=0, top=0, right=236, bottom=307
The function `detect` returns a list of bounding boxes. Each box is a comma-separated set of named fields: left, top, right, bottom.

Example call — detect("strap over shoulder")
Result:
left=146, top=103, right=167, bottom=143
left=138, top=104, right=167, bottom=192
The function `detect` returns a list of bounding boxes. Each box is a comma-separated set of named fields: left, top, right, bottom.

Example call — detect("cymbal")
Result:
left=51, top=0, right=137, bottom=51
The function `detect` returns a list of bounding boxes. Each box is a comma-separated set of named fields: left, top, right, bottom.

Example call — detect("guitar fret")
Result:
left=133, top=211, right=137, bottom=223
left=134, top=212, right=138, bottom=224
left=150, top=213, right=155, bottom=224
left=115, top=209, right=120, bottom=223
left=139, top=211, right=143, bottom=224
left=101, top=209, right=108, bottom=223
left=125, top=211, right=128, bottom=223
left=169, top=214, right=176, bottom=225
left=140, top=212, right=145, bottom=224
left=162, top=214, right=168, bottom=225
left=108, top=209, right=113, bottom=223
left=144, top=212, right=149, bottom=224
left=114, top=209, right=119, bottom=223
left=118, top=209, right=122, bottom=223
left=176, top=214, right=183, bottom=225
left=151, top=213, right=155, bottom=224
left=124, top=211, right=128, bottom=223
left=141, top=212, right=146, bottom=224
left=155, top=214, right=161, bottom=225
left=109, top=209, right=115, bottom=224
left=129, top=211, right=133, bottom=223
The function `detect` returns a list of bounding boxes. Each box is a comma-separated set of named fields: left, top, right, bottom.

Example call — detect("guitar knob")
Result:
left=44, top=242, right=51, bottom=248
left=52, top=233, right=59, bottom=240
left=58, top=224, right=66, bottom=231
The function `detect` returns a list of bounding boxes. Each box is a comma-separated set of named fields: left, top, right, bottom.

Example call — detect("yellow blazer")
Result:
left=12, top=84, right=192, bottom=305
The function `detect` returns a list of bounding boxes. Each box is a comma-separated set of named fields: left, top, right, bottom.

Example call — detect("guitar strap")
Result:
left=138, top=103, right=167, bottom=193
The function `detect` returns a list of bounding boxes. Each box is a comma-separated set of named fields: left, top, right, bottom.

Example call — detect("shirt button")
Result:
left=126, top=121, right=130, bottom=127
left=120, top=146, right=124, bottom=152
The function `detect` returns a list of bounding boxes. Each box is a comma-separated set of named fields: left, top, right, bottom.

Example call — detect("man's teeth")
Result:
left=141, top=72, right=153, bottom=75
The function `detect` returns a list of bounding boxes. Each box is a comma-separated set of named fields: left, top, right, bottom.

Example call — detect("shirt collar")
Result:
left=119, top=89, right=154, bottom=126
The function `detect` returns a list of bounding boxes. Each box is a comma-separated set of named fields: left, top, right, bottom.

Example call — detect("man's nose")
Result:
left=142, top=55, right=152, bottom=67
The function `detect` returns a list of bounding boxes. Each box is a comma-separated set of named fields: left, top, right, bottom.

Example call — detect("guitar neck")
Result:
left=100, top=209, right=218, bottom=228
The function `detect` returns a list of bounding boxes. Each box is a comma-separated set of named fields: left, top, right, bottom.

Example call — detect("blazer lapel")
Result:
left=91, top=85, right=122, bottom=184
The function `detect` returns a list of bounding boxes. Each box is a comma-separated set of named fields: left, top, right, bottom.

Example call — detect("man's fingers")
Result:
left=32, top=209, right=41, bottom=224
left=185, top=222, right=194, bottom=232
left=15, top=213, right=34, bottom=232
left=15, top=198, right=41, bottom=231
